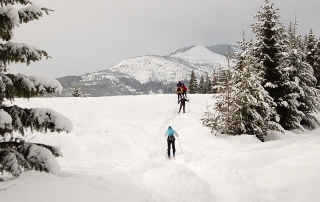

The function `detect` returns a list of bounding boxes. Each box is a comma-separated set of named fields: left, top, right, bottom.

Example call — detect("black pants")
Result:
left=177, top=93, right=182, bottom=101
left=167, top=136, right=176, bottom=157
left=179, top=103, right=186, bottom=113
left=183, top=91, right=187, bottom=97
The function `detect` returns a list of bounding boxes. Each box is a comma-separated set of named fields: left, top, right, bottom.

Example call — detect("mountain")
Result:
left=206, top=44, right=242, bottom=56
left=57, top=44, right=239, bottom=97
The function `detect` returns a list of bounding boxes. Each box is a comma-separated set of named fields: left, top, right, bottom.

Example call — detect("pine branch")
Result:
left=0, top=0, right=29, bottom=7
left=1, top=73, right=62, bottom=103
left=34, top=143, right=62, bottom=157
left=0, top=149, right=29, bottom=177
left=0, top=11, right=15, bottom=41
left=1, top=105, right=73, bottom=137
left=18, top=5, right=53, bottom=24
left=0, top=42, right=50, bottom=66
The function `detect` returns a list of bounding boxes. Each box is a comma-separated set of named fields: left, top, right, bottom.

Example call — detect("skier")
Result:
left=178, top=95, right=189, bottom=113
left=181, top=84, right=187, bottom=98
left=176, top=81, right=183, bottom=87
left=164, top=126, right=179, bottom=158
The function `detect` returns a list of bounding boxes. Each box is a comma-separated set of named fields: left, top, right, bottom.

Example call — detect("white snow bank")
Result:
left=1, top=94, right=319, bottom=202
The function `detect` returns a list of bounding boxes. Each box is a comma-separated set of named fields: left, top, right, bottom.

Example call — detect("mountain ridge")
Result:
left=57, top=44, right=239, bottom=97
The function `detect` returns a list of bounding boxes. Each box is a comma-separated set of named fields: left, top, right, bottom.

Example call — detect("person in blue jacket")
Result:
left=164, top=126, right=179, bottom=158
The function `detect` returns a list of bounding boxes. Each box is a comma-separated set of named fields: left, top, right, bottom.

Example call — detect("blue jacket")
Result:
left=165, top=126, right=179, bottom=137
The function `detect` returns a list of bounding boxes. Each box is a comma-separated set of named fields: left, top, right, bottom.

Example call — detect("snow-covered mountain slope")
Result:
left=57, top=44, right=238, bottom=96
left=108, top=45, right=230, bottom=84
left=108, top=55, right=194, bottom=83
left=171, top=45, right=229, bottom=67
left=2, top=94, right=320, bottom=202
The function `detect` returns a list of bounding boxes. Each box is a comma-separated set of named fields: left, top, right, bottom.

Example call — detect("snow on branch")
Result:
left=0, top=142, right=62, bottom=177
left=1, top=105, right=73, bottom=136
left=19, top=4, right=52, bottom=24
left=0, top=109, right=12, bottom=135
left=0, top=148, right=29, bottom=177
left=18, top=142, right=61, bottom=174
left=0, top=6, right=18, bottom=40
left=1, top=73, right=62, bottom=102
left=27, top=75, right=63, bottom=94
left=0, top=0, right=30, bottom=7
left=0, top=42, right=49, bottom=66
left=0, top=3, right=52, bottom=41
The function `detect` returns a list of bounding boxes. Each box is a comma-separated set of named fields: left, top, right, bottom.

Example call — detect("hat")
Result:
left=168, top=126, right=172, bottom=129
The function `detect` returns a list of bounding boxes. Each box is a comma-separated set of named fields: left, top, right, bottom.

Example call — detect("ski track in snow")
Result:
left=1, top=94, right=320, bottom=202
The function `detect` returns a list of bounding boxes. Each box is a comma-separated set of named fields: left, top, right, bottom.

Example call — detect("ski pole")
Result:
left=187, top=95, right=190, bottom=112
left=177, top=136, right=182, bottom=153
left=162, top=135, right=167, bottom=154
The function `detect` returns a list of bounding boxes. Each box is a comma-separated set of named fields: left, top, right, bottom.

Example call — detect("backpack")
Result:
left=182, top=85, right=187, bottom=91
left=176, top=87, right=182, bottom=93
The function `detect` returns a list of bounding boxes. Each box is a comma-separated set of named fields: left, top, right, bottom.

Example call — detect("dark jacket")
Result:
left=178, top=97, right=189, bottom=105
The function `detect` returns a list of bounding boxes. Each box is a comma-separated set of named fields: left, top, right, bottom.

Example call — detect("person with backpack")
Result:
left=164, top=126, right=179, bottom=158
left=175, top=81, right=184, bottom=101
left=178, top=95, right=189, bottom=113
left=181, top=84, right=187, bottom=98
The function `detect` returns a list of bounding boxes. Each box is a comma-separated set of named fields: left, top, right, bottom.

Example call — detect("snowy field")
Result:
left=1, top=94, right=320, bottom=202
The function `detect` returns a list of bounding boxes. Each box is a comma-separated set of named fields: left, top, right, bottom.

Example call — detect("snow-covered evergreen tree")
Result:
left=204, top=73, right=213, bottom=94
left=315, top=38, right=320, bottom=88
left=251, top=0, right=301, bottom=130
left=71, top=84, right=82, bottom=97
left=0, top=0, right=72, bottom=178
left=286, top=22, right=320, bottom=129
left=188, top=70, right=198, bottom=94
left=198, top=75, right=205, bottom=93
left=305, top=29, right=317, bottom=69
left=305, top=30, right=320, bottom=88
left=212, top=32, right=283, bottom=141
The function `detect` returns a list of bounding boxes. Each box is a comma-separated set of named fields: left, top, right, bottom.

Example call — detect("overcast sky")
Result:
left=7, top=0, right=320, bottom=78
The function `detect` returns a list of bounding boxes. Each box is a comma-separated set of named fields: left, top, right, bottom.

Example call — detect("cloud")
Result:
left=7, top=0, right=320, bottom=78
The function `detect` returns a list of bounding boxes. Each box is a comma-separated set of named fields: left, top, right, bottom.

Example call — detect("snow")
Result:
left=172, top=45, right=227, bottom=62
left=31, top=108, right=73, bottom=132
left=27, top=143, right=61, bottom=175
left=107, top=46, right=231, bottom=84
left=0, top=6, right=19, bottom=25
left=171, top=46, right=234, bottom=68
left=0, top=109, right=12, bottom=128
left=1, top=94, right=320, bottom=202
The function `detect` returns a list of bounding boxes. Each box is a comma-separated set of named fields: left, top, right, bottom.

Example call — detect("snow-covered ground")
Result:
left=1, top=94, right=320, bottom=202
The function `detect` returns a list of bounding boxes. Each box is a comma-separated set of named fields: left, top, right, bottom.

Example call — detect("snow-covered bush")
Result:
left=0, top=0, right=72, bottom=178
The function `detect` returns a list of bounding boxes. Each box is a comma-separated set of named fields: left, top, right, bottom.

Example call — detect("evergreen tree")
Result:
left=287, top=22, right=320, bottom=129
left=188, top=70, right=198, bottom=94
left=212, top=72, right=218, bottom=93
left=212, top=31, right=282, bottom=141
left=71, top=84, right=82, bottom=97
left=0, top=1, right=72, bottom=178
left=204, top=73, right=213, bottom=94
left=251, top=0, right=301, bottom=130
left=198, top=75, right=205, bottom=93
left=315, top=39, right=320, bottom=88
left=305, top=29, right=317, bottom=71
